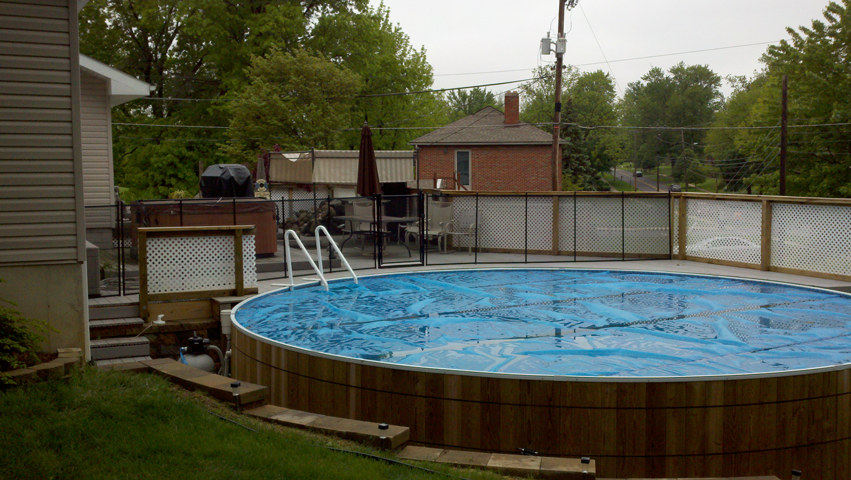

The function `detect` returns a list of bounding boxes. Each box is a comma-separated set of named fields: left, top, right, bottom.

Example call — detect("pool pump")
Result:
left=180, top=332, right=226, bottom=374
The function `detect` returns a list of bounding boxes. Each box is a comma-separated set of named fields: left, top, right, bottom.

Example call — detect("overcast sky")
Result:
left=374, top=0, right=832, bottom=99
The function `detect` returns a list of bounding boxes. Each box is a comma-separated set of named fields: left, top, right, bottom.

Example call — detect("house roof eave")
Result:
left=80, top=54, right=153, bottom=107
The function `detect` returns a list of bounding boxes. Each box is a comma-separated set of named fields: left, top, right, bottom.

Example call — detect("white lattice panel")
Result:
left=771, top=203, right=851, bottom=276
left=576, top=197, right=622, bottom=254
left=624, top=197, right=670, bottom=255
left=527, top=197, right=553, bottom=251
left=476, top=196, right=526, bottom=250
left=146, top=235, right=257, bottom=294
left=684, top=199, right=761, bottom=265
left=450, top=196, right=477, bottom=250
left=557, top=196, right=576, bottom=252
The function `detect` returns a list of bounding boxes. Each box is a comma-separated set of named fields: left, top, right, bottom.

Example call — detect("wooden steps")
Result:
left=397, top=446, right=596, bottom=479
left=245, top=404, right=409, bottom=450
left=90, top=336, right=150, bottom=361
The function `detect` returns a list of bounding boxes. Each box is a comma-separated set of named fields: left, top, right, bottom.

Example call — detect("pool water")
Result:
left=232, top=269, right=851, bottom=377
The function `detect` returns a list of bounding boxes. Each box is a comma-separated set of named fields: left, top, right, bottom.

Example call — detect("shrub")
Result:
left=0, top=280, right=55, bottom=377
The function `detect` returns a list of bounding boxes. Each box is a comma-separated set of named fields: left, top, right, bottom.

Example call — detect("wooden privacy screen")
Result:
left=138, top=226, right=259, bottom=321
left=234, top=329, right=851, bottom=480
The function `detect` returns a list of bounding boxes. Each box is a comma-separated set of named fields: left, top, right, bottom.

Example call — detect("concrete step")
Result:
left=245, top=404, right=409, bottom=450
left=94, top=356, right=153, bottom=370
left=89, top=317, right=145, bottom=340
left=398, top=446, right=596, bottom=479
left=90, top=317, right=144, bottom=329
left=90, top=336, right=150, bottom=361
left=89, top=304, right=140, bottom=320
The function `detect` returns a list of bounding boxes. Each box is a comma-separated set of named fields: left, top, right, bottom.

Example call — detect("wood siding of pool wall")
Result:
left=234, top=329, right=851, bottom=479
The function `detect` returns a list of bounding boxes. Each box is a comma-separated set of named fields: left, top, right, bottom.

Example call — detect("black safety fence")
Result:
left=86, top=192, right=673, bottom=297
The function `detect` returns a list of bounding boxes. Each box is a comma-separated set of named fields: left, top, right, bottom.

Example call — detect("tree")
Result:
left=78, top=0, right=382, bottom=199
left=519, top=67, right=621, bottom=190
left=704, top=74, right=774, bottom=192
left=446, top=87, right=499, bottom=120
left=620, top=62, right=722, bottom=181
left=223, top=49, right=362, bottom=162
left=305, top=4, right=446, bottom=150
left=714, top=1, right=851, bottom=197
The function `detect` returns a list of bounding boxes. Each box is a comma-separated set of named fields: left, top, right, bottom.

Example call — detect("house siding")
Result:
left=0, top=0, right=88, bottom=356
left=81, top=70, right=114, bottom=229
left=0, top=0, right=84, bottom=265
left=417, top=144, right=555, bottom=192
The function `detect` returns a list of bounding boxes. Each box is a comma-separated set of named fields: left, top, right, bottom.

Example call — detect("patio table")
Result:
left=335, top=215, right=419, bottom=257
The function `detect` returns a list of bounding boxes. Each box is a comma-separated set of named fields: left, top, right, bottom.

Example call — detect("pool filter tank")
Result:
left=180, top=332, right=216, bottom=373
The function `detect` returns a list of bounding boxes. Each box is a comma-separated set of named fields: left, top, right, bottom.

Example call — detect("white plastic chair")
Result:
left=441, top=209, right=477, bottom=254
left=406, top=201, right=452, bottom=251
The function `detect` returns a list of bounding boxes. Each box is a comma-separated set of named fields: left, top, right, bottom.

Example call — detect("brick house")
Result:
left=410, top=91, right=561, bottom=192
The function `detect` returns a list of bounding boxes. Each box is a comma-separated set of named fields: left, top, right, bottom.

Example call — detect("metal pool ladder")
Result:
left=315, top=226, right=357, bottom=286
left=279, top=228, right=357, bottom=291
left=282, top=229, right=328, bottom=291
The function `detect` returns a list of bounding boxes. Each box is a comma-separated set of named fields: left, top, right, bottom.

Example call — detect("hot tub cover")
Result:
left=200, top=164, right=254, bottom=198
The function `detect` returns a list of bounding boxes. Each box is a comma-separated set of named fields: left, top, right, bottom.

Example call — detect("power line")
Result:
left=354, top=77, right=541, bottom=98
left=577, top=3, right=621, bottom=96
left=112, top=120, right=851, bottom=133
left=432, top=40, right=783, bottom=77
left=114, top=122, right=229, bottom=129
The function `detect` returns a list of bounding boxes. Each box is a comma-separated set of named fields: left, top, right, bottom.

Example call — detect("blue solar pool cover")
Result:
left=233, top=270, right=851, bottom=377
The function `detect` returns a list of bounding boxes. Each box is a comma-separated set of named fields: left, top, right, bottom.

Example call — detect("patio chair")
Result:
left=343, top=200, right=389, bottom=250
left=406, top=201, right=452, bottom=251
left=441, top=209, right=477, bottom=254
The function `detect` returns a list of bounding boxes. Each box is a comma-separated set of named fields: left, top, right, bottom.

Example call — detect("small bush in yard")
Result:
left=0, top=279, right=55, bottom=383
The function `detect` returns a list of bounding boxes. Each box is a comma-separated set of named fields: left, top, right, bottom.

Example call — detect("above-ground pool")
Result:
left=233, top=269, right=851, bottom=377
left=231, top=269, right=851, bottom=479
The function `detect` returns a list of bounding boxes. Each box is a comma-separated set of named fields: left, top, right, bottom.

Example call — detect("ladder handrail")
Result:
left=284, top=230, right=328, bottom=291
left=315, top=225, right=358, bottom=285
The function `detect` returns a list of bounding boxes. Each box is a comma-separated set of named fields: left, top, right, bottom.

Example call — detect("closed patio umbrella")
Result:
left=356, top=122, right=382, bottom=197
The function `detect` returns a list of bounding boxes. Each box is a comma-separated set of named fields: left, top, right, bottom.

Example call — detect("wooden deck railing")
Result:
left=138, top=225, right=258, bottom=321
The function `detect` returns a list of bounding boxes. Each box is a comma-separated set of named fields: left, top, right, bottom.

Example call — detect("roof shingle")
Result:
left=409, top=107, right=555, bottom=145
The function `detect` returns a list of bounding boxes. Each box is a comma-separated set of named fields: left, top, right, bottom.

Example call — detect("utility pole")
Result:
left=550, top=0, right=568, bottom=191
left=780, top=75, right=788, bottom=195
left=633, top=132, right=638, bottom=191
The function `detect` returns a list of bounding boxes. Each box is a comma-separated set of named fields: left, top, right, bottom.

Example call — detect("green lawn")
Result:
left=602, top=173, right=632, bottom=191
left=0, top=369, right=509, bottom=480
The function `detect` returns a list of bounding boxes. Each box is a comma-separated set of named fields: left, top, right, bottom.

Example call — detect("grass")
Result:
left=602, top=173, right=633, bottom=192
left=0, top=368, right=512, bottom=480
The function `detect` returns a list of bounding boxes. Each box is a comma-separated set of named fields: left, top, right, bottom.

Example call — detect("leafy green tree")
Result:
left=705, top=74, right=774, bottom=192
left=79, top=0, right=380, bottom=199
left=520, top=66, right=621, bottom=190
left=223, top=49, right=362, bottom=162
left=305, top=4, right=445, bottom=150
left=446, top=87, right=499, bottom=120
left=620, top=62, right=722, bottom=180
left=715, top=1, right=851, bottom=197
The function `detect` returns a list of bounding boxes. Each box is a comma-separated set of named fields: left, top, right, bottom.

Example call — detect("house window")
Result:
left=455, top=151, right=471, bottom=188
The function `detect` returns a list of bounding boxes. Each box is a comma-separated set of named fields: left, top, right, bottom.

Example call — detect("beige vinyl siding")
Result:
left=81, top=71, right=113, bottom=229
left=0, top=0, right=84, bottom=265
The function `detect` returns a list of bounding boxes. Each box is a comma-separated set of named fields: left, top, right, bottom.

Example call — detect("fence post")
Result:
left=234, top=228, right=245, bottom=296
left=677, top=195, right=687, bottom=260
left=760, top=199, right=772, bottom=271
left=138, top=229, right=148, bottom=321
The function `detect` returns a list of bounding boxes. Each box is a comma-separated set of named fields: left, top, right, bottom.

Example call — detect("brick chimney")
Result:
left=504, top=91, right=520, bottom=125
